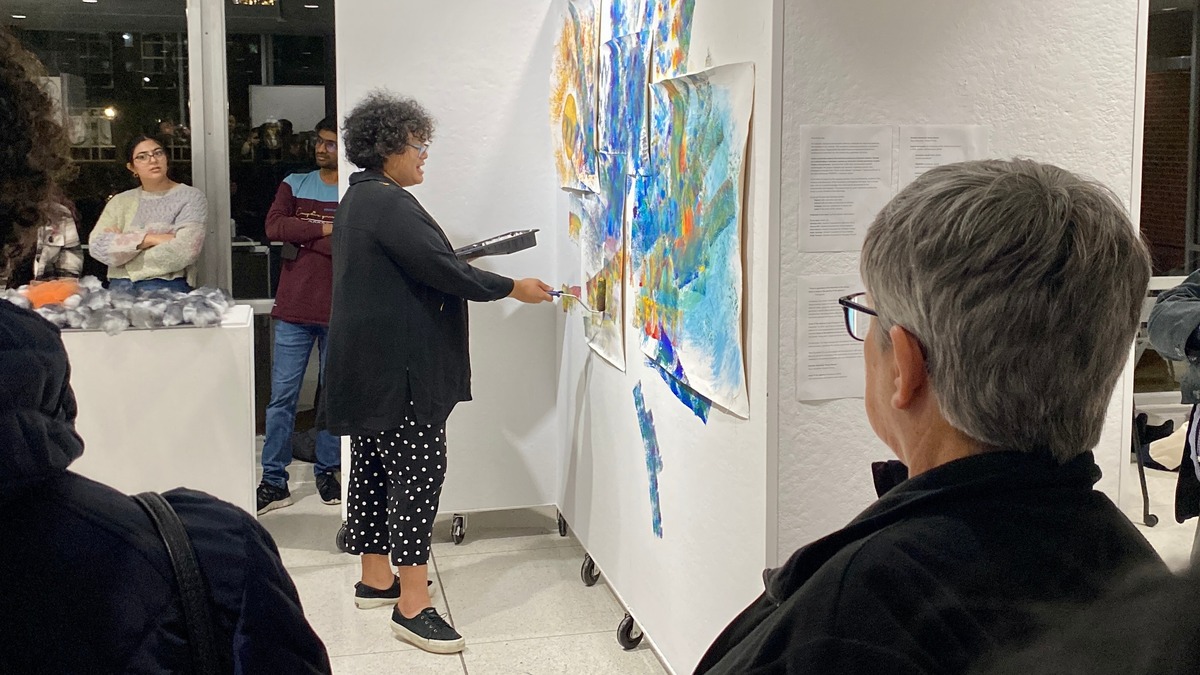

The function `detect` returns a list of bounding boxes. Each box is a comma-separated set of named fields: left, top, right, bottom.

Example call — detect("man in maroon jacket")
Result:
left=257, top=117, right=343, bottom=514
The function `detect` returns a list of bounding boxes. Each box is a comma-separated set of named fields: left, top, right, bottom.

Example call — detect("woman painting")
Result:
left=88, top=135, right=207, bottom=292
left=323, top=91, right=552, bottom=654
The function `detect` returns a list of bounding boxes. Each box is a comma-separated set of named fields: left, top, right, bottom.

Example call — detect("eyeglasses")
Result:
left=316, top=140, right=338, bottom=152
left=132, top=148, right=166, bottom=163
left=406, top=141, right=431, bottom=157
left=838, top=292, right=877, bottom=342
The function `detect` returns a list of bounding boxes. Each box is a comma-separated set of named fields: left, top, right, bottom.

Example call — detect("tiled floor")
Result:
left=259, top=473, right=667, bottom=675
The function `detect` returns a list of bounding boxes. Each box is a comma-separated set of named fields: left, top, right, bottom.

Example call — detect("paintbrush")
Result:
left=551, top=279, right=607, bottom=314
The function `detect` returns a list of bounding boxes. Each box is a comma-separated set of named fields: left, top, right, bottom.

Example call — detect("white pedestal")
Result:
left=64, top=305, right=258, bottom=515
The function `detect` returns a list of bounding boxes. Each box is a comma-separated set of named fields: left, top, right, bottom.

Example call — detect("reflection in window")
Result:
left=7, top=23, right=192, bottom=286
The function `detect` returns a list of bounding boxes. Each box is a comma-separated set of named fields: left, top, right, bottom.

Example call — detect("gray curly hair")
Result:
left=342, top=90, right=434, bottom=171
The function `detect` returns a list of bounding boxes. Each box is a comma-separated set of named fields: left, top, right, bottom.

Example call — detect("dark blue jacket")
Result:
left=0, top=300, right=332, bottom=674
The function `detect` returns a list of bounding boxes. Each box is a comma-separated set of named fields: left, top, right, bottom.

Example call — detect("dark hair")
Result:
left=315, top=116, right=336, bottom=135
left=0, top=27, right=76, bottom=283
left=342, top=90, right=434, bottom=171
left=124, top=134, right=166, bottom=164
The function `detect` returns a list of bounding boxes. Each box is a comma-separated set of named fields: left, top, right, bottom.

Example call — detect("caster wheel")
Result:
left=452, top=514, right=466, bottom=545
left=617, top=613, right=643, bottom=650
left=335, top=523, right=348, bottom=553
left=1145, top=514, right=1159, bottom=528
left=581, top=554, right=600, bottom=587
left=557, top=512, right=568, bottom=537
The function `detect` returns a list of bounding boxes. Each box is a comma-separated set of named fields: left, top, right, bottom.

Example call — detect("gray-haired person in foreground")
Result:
left=695, top=159, right=1165, bottom=675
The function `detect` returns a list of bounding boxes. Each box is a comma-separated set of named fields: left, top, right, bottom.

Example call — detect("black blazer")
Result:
left=323, top=170, right=514, bottom=433
left=695, top=451, right=1165, bottom=675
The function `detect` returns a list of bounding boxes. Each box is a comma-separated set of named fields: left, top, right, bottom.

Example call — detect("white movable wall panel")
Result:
left=554, top=0, right=779, bottom=671
left=335, top=3, right=561, bottom=512
left=778, top=1, right=1147, bottom=557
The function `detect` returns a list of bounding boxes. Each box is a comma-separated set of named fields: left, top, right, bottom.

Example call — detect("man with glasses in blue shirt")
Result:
left=257, top=117, right=343, bottom=514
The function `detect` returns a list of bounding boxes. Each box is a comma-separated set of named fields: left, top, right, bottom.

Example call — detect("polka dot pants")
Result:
left=345, top=415, right=447, bottom=567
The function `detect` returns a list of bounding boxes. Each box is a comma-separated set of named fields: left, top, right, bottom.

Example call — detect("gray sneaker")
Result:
left=390, top=607, right=465, bottom=654
left=256, top=481, right=291, bottom=515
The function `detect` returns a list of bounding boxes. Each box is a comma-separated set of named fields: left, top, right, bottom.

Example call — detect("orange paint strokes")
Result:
left=568, top=209, right=583, bottom=241
left=680, top=204, right=695, bottom=240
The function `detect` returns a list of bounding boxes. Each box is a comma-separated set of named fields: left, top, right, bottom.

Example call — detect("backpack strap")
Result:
left=132, top=492, right=221, bottom=675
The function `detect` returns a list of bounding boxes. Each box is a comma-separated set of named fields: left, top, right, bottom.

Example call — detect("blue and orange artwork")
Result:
left=551, top=0, right=600, bottom=192
left=652, top=0, right=697, bottom=81
left=572, top=153, right=627, bottom=369
left=631, top=62, right=754, bottom=419
left=599, top=30, right=652, bottom=175
left=633, top=382, right=664, bottom=539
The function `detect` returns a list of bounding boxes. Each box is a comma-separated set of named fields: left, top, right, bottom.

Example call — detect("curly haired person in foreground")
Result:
left=0, top=27, right=332, bottom=673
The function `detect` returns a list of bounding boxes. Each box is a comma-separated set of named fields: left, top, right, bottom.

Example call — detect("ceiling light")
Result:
left=103, top=107, right=117, bottom=119
left=304, top=4, right=319, bottom=7
left=143, top=76, right=151, bottom=82
left=12, top=14, right=27, bottom=19
left=82, top=0, right=98, bottom=4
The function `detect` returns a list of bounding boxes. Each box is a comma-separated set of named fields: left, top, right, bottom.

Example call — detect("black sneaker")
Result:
left=354, top=576, right=437, bottom=609
left=390, top=607, right=464, bottom=654
left=256, top=481, right=291, bottom=515
left=316, top=472, right=341, bottom=505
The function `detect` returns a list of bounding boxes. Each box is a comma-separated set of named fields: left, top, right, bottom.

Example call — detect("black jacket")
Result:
left=695, top=451, right=1165, bottom=675
left=0, top=301, right=331, bottom=674
left=323, top=171, right=514, bottom=432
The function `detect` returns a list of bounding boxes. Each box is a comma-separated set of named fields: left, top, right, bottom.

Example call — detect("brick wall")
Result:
left=1141, top=70, right=1190, bottom=274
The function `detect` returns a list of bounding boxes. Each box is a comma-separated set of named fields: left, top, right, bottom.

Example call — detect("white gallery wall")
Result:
left=340, top=0, right=779, bottom=671
left=335, top=1, right=561, bottom=513
left=334, top=0, right=1147, bottom=672
left=553, top=0, right=779, bottom=671
left=777, top=0, right=1148, bottom=557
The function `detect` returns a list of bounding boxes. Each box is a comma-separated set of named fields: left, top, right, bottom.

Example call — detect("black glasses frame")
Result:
left=837, top=292, right=876, bottom=342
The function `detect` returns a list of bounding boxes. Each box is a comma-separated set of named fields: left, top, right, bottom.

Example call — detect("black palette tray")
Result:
left=454, top=229, right=539, bottom=260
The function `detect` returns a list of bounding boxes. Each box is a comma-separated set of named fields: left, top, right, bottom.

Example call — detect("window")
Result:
left=4, top=3, right=192, bottom=286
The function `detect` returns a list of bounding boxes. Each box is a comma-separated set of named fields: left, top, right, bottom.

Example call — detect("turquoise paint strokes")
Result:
left=630, top=64, right=752, bottom=417
left=633, top=382, right=664, bottom=539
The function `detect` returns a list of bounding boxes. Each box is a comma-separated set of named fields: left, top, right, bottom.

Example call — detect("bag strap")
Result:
left=132, top=492, right=221, bottom=675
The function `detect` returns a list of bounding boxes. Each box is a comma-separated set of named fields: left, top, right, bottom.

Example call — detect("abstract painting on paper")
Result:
left=631, top=62, right=754, bottom=419
left=571, top=154, right=627, bottom=370
left=598, top=31, right=652, bottom=175
left=550, top=0, right=600, bottom=192
left=610, top=0, right=654, bottom=36
left=652, top=0, right=697, bottom=81
left=633, top=382, right=664, bottom=539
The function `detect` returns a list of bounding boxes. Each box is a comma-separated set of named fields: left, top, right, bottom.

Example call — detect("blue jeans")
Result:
left=261, top=319, right=341, bottom=487
left=108, top=277, right=192, bottom=293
